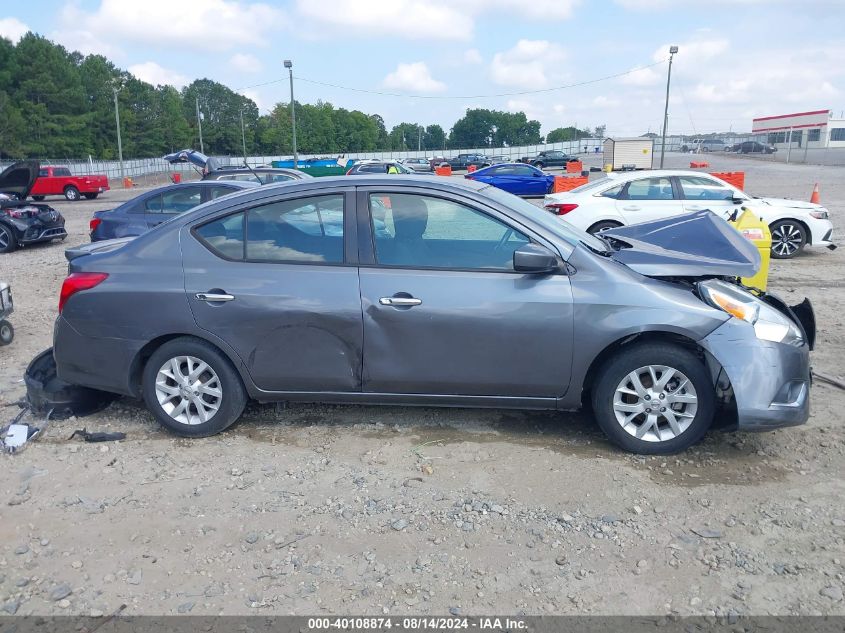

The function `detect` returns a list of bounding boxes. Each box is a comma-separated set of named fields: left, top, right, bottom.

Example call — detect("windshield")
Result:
left=480, top=186, right=608, bottom=252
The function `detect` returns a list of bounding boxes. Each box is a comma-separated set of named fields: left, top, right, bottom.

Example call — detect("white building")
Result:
left=752, top=109, right=845, bottom=149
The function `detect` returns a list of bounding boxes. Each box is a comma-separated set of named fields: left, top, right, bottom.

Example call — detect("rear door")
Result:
left=614, top=176, right=684, bottom=224
left=182, top=188, right=363, bottom=393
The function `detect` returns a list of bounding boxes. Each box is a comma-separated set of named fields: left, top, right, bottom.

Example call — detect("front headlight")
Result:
left=698, top=280, right=804, bottom=346
left=810, top=210, right=829, bottom=219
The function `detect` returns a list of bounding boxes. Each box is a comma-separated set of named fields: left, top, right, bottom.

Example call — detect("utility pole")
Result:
left=659, top=45, right=679, bottom=169
left=240, top=108, right=247, bottom=162
left=195, top=97, right=204, bottom=154
left=284, top=60, right=297, bottom=167
left=112, top=86, right=124, bottom=184
left=418, top=126, right=422, bottom=151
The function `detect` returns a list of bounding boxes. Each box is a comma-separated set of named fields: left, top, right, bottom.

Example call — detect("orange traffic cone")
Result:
left=810, top=183, right=820, bottom=204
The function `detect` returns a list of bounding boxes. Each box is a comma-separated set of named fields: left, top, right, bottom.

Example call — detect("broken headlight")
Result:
left=698, top=279, right=804, bottom=346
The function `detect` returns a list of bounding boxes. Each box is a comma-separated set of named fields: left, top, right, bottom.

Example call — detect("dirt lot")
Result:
left=0, top=154, right=844, bottom=617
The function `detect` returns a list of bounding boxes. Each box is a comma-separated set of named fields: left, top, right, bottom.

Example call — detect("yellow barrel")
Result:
left=603, top=163, right=613, bottom=173
left=729, top=208, right=771, bottom=291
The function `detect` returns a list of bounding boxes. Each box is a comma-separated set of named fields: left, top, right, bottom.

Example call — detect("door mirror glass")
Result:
left=513, top=243, right=558, bottom=273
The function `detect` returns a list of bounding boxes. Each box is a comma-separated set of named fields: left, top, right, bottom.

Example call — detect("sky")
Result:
left=1, top=0, right=844, bottom=137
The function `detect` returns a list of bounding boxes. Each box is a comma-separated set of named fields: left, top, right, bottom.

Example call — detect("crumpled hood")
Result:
left=601, top=210, right=761, bottom=278
left=0, top=160, right=39, bottom=200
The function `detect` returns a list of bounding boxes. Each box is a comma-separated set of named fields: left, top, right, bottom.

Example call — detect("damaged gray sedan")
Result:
left=53, top=176, right=814, bottom=454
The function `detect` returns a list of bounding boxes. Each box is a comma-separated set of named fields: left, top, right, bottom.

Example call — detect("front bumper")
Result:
left=701, top=319, right=811, bottom=431
left=807, top=217, right=835, bottom=248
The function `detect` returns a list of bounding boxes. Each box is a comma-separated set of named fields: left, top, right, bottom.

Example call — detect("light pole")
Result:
left=284, top=59, right=298, bottom=168
left=195, top=97, right=204, bottom=154
left=240, top=107, right=247, bottom=162
left=659, top=45, right=678, bottom=169
left=112, top=86, right=124, bottom=184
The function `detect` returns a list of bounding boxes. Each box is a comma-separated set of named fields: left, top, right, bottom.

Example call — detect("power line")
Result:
left=237, top=59, right=667, bottom=100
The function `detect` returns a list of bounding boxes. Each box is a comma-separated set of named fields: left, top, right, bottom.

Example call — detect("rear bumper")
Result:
left=701, top=319, right=811, bottom=431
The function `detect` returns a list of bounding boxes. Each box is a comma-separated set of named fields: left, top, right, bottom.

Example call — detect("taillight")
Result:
left=544, top=203, right=579, bottom=215
left=345, top=168, right=353, bottom=175
left=59, top=273, right=108, bottom=313
left=89, top=217, right=102, bottom=233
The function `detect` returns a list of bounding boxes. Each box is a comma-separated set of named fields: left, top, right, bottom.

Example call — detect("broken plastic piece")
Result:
left=69, top=428, right=126, bottom=443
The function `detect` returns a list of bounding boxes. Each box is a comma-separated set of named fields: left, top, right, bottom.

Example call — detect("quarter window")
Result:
left=624, top=177, right=674, bottom=200
left=370, top=193, right=529, bottom=271
left=601, top=184, right=624, bottom=199
left=678, top=176, right=733, bottom=201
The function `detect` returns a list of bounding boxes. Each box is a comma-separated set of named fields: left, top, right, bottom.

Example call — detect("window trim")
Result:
left=190, top=189, right=357, bottom=266
left=357, top=187, right=565, bottom=275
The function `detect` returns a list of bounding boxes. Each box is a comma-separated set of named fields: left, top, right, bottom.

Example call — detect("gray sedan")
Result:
left=54, top=176, right=814, bottom=454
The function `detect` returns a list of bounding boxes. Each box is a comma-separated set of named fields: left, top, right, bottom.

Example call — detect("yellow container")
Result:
left=729, top=208, right=771, bottom=291
left=603, top=163, right=613, bottom=173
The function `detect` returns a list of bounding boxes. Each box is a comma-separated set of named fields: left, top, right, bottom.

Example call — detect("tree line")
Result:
left=0, top=33, right=605, bottom=160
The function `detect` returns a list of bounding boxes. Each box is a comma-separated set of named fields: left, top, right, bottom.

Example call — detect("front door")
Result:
left=677, top=175, right=742, bottom=219
left=182, top=190, right=363, bottom=392
left=614, top=176, right=685, bottom=224
left=358, top=189, right=574, bottom=398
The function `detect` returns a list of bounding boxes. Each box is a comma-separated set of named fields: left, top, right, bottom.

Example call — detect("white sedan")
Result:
left=543, top=170, right=836, bottom=258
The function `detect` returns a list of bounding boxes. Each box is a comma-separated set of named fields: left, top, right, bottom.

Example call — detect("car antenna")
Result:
left=241, top=160, right=265, bottom=185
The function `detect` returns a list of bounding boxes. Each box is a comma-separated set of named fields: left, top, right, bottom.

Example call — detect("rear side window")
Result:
left=159, top=187, right=202, bottom=214
left=54, top=167, right=72, bottom=176
left=195, top=212, right=246, bottom=260
left=624, top=177, right=674, bottom=200
left=208, top=185, right=238, bottom=200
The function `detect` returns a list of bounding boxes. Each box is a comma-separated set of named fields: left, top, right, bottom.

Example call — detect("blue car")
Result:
left=465, top=163, right=555, bottom=197
left=90, top=181, right=258, bottom=242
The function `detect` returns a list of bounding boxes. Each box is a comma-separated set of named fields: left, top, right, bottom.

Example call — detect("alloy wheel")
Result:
left=771, top=223, right=803, bottom=257
left=612, top=365, right=698, bottom=443
left=0, top=228, right=9, bottom=249
left=155, top=355, right=222, bottom=425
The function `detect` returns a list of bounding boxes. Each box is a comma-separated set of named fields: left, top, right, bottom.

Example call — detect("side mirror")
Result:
left=731, top=196, right=745, bottom=204
left=513, top=243, right=559, bottom=273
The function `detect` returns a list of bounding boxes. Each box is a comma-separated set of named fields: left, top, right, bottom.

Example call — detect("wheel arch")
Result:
left=586, top=219, right=624, bottom=233
left=769, top=217, right=811, bottom=243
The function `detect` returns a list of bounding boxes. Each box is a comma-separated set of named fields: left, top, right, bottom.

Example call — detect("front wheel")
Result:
left=0, top=224, right=16, bottom=253
left=142, top=337, right=247, bottom=437
left=533, top=162, right=545, bottom=169
left=0, top=320, right=13, bottom=345
left=64, top=186, right=81, bottom=201
left=770, top=220, right=806, bottom=259
left=591, top=343, right=715, bottom=454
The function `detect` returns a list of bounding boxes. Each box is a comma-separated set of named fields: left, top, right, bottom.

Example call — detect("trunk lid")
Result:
left=600, top=210, right=761, bottom=278
left=65, top=236, right=135, bottom=262
left=0, top=160, right=39, bottom=200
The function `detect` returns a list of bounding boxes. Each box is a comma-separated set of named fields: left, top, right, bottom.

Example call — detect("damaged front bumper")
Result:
left=701, top=313, right=812, bottom=431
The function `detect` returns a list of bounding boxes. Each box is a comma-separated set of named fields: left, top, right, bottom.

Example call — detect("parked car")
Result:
left=56, top=175, right=815, bottom=454
left=400, top=158, right=433, bottom=173
left=202, top=167, right=312, bottom=184
left=30, top=165, right=110, bottom=201
left=466, top=163, right=555, bottom=196
left=680, top=139, right=727, bottom=153
left=89, top=180, right=257, bottom=242
left=0, top=161, right=67, bottom=253
left=428, top=156, right=449, bottom=169
left=542, top=170, right=835, bottom=258
left=346, top=160, right=414, bottom=175
left=444, top=154, right=491, bottom=170
left=488, top=155, right=510, bottom=165
left=519, top=150, right=578, bottom=168
left=737, top=141, right=777, bottom=154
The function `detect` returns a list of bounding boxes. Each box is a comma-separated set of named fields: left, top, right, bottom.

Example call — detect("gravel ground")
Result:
left=0, top=154, right=844, bottom=617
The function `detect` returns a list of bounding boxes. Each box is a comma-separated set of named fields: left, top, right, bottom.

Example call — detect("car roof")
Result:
left=603, top=169, right=735, bottom=181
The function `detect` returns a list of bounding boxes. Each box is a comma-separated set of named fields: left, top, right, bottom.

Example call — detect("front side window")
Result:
left=678, top=176, right=733, bottom=201
left=370, top=193, right=529, bottom=271
left=624, top=177, right=674, bottom=201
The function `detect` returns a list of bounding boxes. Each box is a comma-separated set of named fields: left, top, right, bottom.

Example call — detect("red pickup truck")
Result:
left=30, top=166, right=110, bottom=201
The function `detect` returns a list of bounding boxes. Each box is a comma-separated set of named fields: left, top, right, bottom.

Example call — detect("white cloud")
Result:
left=621, top=66, right=662, bottom=86
left=228, top=53, right=263, bottom=74
left=128, top=61, right=189, bottom=88
left=488, top=0, right=580, bottom=19
left=593, top=95, right=621, bottom=108
left=241, top=89, right=269, bottom=112
left=463, top=49, right=483, bottom=65
left=52, top=0, right=284, bottom=56
left=490, top=40, right=567, bottom=89
left=383, top=62, right=446, bottom=93
left=0, top=17, right=29, bottom=43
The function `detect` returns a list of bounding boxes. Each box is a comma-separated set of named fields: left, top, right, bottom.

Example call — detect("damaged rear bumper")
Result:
left=701, top=318, right=811, bottom=431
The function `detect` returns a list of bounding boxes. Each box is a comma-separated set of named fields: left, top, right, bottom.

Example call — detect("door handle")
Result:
left=195, top=292, right=235, bottom=302
left=379, top=296, right=422, bottom=307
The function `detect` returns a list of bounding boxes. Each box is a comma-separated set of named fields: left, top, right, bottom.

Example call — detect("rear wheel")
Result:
left=83, top=193, right=99, bottom=200
left=0, top=320, right=13, bottom=345
left=587, top=220, right=623, bottom=234
left=770, top=220, right=806, bottom=259
left=142, top=337, right=247, bottom=437
left=0, top=224, right=16, bottom=253
left=591, top=343, right=715, bottom=454
left=32, top=196, right=45, bottom=201
left=64, top=186, right=81, bottom=201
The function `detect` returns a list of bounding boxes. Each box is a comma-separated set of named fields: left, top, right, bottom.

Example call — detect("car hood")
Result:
left=753, top=197, right=825, bottom=211
left=601, top=210, right=760, bottom=278
left=0, top=160, right=39, bottom=199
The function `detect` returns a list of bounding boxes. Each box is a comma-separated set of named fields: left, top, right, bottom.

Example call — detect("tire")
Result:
left=32, top=196, right=45, bottom=201
left=142, top=337, right=247, bottom=438
left=0, top=320, right=13, bottom=345
left=64, top=186, right=81, bottom=201
left=587, top=220, right=623, bottom=234
left=0, top=223, right=16, bottom=253
left=83, top=193, right=99, bottom=200
left=533, top=161, right=545, bottom=169
left=770, top=220, right=806, bottom=259
left=591, top=343, right=715, bottom=454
